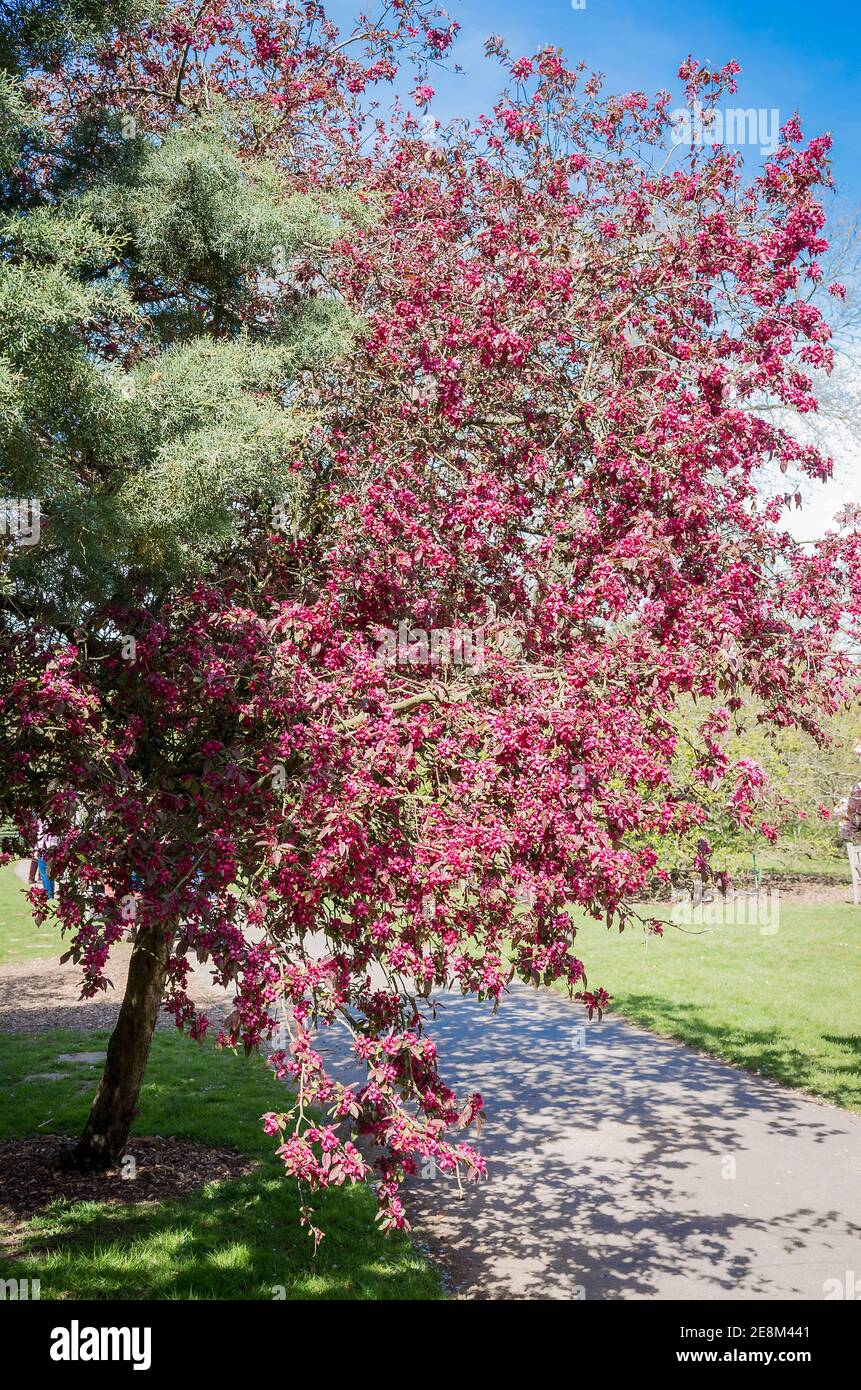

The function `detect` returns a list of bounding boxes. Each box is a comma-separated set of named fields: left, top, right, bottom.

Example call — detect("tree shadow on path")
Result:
left=320, top=987, right=861, bottom=1301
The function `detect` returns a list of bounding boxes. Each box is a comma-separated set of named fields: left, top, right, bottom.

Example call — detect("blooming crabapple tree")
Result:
left=3, top=6, right=861, bottom=1235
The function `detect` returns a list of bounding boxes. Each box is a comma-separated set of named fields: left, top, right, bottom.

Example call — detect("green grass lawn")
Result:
left=709, top=845, right=852, bottom=881
left=0, top=862, right=66, bottom=965
left=0, top=866, right=441, bottom=1299
left=654, top=837, right=853, bottom=882
left=0, top=1030, right=443, bottom=1300
left=570, top=898, right=861, bottom=1111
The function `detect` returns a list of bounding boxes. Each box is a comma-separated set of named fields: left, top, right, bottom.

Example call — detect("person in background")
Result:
left=33, top=817, right=58, bottom=898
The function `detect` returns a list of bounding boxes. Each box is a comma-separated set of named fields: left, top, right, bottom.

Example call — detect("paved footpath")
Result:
left=317, top=985, right=861, bottom=1301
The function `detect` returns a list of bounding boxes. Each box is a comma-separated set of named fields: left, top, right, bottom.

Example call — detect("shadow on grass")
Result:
left=0, top=1031, right=443, bottom=1301
left=613, top=994, right=861, bottom=1110
left=1, top=1163, right=442, bottom=1301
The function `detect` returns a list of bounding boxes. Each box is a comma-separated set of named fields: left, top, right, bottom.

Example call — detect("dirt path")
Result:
left=2, top=861, right=235, bottom=1031
left=0, top=948, right=236, bottom=1033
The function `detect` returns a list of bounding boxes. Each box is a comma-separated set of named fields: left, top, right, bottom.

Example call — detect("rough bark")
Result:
left=67, top=924, right=173, bottom=1170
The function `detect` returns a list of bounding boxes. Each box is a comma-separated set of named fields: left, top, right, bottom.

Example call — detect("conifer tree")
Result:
left=1, top=2, right=355, bottom=631
left=1, top=0, right=359, bottom=1163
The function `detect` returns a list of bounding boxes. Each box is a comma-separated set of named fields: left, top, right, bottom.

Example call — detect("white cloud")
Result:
left=780, top=435, right=861, bottom=542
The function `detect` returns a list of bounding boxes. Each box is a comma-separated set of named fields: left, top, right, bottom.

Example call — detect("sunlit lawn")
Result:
left=0, top=1028, right=442, bottom=1300
left=0, top=863, right=65, bottom=965
left=0, top=863, right=442, bottom=1299
left=569, top=898, right=861, bottom=1112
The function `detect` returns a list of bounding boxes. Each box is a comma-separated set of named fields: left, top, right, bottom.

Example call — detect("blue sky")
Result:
left=331, top=0, right=861, bottom=202
left=327, top=0, right=860, bottom=534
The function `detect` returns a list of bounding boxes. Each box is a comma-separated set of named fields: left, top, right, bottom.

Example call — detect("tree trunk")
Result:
left=67, top=924, right=173, bottom=1170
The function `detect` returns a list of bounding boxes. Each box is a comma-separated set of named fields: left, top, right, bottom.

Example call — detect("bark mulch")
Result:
left=0, top=1134, right=259, bottom=1236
